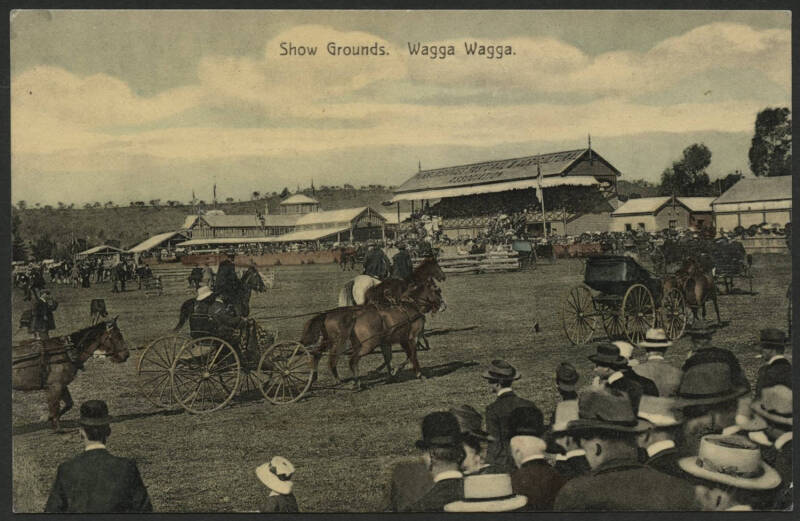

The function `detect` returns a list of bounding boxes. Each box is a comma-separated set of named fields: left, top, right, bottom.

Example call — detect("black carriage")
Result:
left=560, top=255, right=688, bottom=345
left=709, top=241, right=753, bottom=294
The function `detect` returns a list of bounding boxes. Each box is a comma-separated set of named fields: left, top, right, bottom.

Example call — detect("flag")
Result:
left=535, top=156, right=543, bottom=205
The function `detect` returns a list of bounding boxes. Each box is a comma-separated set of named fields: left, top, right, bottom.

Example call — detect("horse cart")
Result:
left=560, top=255, right=688, bottom=345
left=709, top=241, right=753, bottom=294
left=136, top=322, right=315, bottom=414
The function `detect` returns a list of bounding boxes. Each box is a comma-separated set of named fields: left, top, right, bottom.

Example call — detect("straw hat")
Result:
left=637, top=395, right=683, bottom=427
left=444, top=474, right=527, bottom=512
left=196, top=286, right=213, bottom=301
left=678, top=435, right=781, bottom=490
left=549, top=399, right=579, bottom=435
left=750, top=384, right=792, bottom=426
left=256, top=456, right=295, bottom=495
left=638, top=328, right=673, bottom=350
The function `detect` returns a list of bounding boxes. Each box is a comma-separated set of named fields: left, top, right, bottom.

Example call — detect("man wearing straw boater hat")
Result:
left=675, top=357, right=750, bottom=457
left=553, top=387, right=697, bottom=511
left=636, top=395, right=685, bottom=477
left=444, top=474, right=528, bottom=513
left=634, top=328, right=682, bottom=397
left=549, top=400, right=590, bottom=480
left=508, top=407, right=567, bottom=510
left=403, top=411, right=465, bottom=512
left=481, top=360, right=536, bottom=472
left=256, top=456, right=299, bottom=512
left=449, top=404, right=502, bottom=476
left=45, top=400, right=152, bottom=513
left=678, top=434, right=783, bottom=510
left=754, top=328, right=791, bottom=398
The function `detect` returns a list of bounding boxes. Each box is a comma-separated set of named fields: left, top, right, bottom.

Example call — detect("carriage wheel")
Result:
left=621, top=284, right=656, bottom=345
left=561, top=286, right=597, bottom=345
left=171, top=337, right=240, bottom=414
left=238, top=325, right=279, bottom=398
left=660, top=288, right=688, bottom=340
left=596, top=301, right=625, bottom=341
left=257, top=341, right=314, bottom=404
left=136, top=334, right=187, bottom=409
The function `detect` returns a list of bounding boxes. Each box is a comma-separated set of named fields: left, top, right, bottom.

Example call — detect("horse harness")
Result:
left=12, top=328, right=107, bottom=388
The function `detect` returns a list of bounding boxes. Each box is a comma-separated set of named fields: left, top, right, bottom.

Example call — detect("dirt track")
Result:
left=12, top=255, right=791, bottom=512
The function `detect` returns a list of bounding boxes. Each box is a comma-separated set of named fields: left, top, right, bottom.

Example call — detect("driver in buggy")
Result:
left=189, top=286, right=258, bottom=363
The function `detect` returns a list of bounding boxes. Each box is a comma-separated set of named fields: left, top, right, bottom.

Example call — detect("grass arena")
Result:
left=12, top=254, right=792, bottom=512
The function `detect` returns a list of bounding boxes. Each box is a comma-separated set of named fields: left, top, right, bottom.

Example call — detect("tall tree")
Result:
left=31, top=235, right=56, bottom=261
left=749, top=107, right=792, bottom=177
left=659, top=143, right=713, bottom=196
left=12, top=213, right=27, bottom=262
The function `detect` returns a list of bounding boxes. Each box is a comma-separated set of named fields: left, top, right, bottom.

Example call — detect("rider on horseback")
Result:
left=363, top=241, right=391, bottom=280
left=189, top=286, right=253, bottom=355
left=391, top=243, right=414, bottom=282
left=214, top=250, right=241, bottom=304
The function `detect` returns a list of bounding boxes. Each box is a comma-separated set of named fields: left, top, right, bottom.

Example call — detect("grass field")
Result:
left=11, top=255, right=791, bottom=512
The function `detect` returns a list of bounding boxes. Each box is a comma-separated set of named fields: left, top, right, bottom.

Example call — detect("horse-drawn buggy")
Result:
left=709, top=240, right=753, bottom=294
left=560, top=255, right=688, bottom=345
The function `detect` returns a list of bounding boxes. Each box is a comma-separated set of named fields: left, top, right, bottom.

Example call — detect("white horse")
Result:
left=338, top=275, right=381, bottom=307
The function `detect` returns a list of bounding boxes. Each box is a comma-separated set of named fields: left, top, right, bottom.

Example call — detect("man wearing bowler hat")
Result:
left=755, top=328, right=791, bottom=398
left=45, top=400, right=152, bottom=513
left=403, top=411, right=465, bottom=512
left=635, top=328, right=682, bottom=397
left=555, top=362, right=579, bottom=402
left=588, top=343, right=658, bottom=414
left=553, top=388, right=697, bottom=511
left=482, top=360, right=536, bottom=472
left=449, top=404, right=502, bottom=476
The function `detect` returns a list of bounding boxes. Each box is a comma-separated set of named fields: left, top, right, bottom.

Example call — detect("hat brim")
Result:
left=750, top=401, right=793, bottom=426
left=565, top=418, right=650, bottom=435
left=444, top=495, right=528, bottom=512
left=557, top=381, right=577, bottom=392
left=481, top=371, right=521, bottom=381
left=677, top=457, right=781, bottom=491
left=463, top=429, right=494, bottom=442
left=587, top=354, right=628, bottom=368
left=197, top=292, right=213, bottom=301
left=415, top=438, right=461, bottom=450
left=736, top=414, right=769, bottom=432
left=676, top=385, right=749, bottom=407
left=79, top=416, right=113, bottom=426
left=637, top=412, right=683, bottom=427
left=256, top=466, right=293, bottom=495
left=639, top=341, right=673, bottom=349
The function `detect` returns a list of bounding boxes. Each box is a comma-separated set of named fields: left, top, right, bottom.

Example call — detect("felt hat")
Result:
left=639, top=328, right=673, bottom=350
left=676, top=361, right=749, bottom=407
left=587, top=343, right=628, bottom=369
left=256, top=456, right=295, bottom=495
left=415, top=412, right=463, bottom=449
left=79, top=400, right=112, bottom=426
left=751, top=384, right=792, bottom=426
left=612, top=341, right=635, bottom=361
left=760, top=328, right=787, bottom=349
left=678, top=435, right=781, bottom=490
left=549, top=399, right=579, bottom=435
left=196, top=286, right=213, bottom=301
left=481, top=360, right=521, bottom=381
left=508, top=406, right=545, bottom=438
left=565, top=387, right=649, bottom=435
left=450, top=404, right=492, bottom=441
left=444, top=474, right=527, bottom=512
left=687, top=319, right=714, bottom=338
left=556, top=362, right=579, bottom=392
left=637, top=395, right=683, bottom=427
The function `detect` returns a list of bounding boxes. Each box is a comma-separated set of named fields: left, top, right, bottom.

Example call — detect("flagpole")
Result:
left=538, top=155, right=547, bottom=240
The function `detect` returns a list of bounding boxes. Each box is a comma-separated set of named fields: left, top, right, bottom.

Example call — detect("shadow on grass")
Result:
left=12, top=408, right=185, bottom=436
left=358, top=360, right=479, bottom=389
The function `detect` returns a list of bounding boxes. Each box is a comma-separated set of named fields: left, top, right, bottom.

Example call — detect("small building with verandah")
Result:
left=712, top=176, right=792, bottom=232
left=75, top=244, right=125, bottom=261
left=278, top=194, right=321, bottom=215
left=611, top=196, right=715, bottom=232
left=390, top=147, right=621, bottom=239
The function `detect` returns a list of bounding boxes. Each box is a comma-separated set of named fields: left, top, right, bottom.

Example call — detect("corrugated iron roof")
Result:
left=679, top=197, right=715, bottom=213
left=612, top=197, right=672, bottom=216
left=128, top=231, right=188, bottom=253
left=280, top=194, right=319, bottom=205
left=176, top=226, right=349, bottom=246
left=712, top=176, right=792, bottom=205
left=182, top=215, right=199, bottom=229
left=380, top=212, right=413, bottom=225
left=262, top=214, right=303, bottom=227
left=390, top=176, right=599, bottom=202
left=200, top=215, right=263, bottom=228
left=78, top=244, right=124, bottom=255
left=296, top=207, right=384, bottom=225
left=394, top=148, right=619, bottom=194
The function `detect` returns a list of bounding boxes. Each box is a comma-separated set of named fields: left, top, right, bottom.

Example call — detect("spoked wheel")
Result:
left=171, top=337, right=241, bottom=414
left=137, top=334, right=187, bottom=409
left=561, top=286, right=597, bottom=345
left=660, top=288, right=688, bottom=340
left=622, top=284, right=656, bottom=345
left=258, top=341, right=314, bottom=404
left=238, top=325, right=279, bottom=399
left=596, top=300, right=625, bottom=341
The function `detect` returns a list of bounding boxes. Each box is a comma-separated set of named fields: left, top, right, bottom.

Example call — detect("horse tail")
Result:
left=300, top=313, right=328, bottom=347
left=339, top=280, right=355, bottom=307
left=174, top=298, right=194, bottom=331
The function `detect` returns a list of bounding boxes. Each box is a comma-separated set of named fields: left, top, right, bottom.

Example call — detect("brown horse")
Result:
left=664, top=256, right=721, bottom=323
left=364, top=256, right=446, bottom=306
left=301, top=281, right=443, bottom=389
left=12, top=319, right=130, bottom=432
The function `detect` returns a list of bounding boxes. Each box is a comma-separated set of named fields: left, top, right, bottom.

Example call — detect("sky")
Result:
left=10, top=10, right=792, bottom=206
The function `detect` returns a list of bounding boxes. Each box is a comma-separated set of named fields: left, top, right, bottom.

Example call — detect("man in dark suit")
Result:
left=550, top=401, right=590, bottom=480
left=214, top=251, right=240, bottom=306
left=363, top=242, right=391, bottom=280
left=553, top=388, right=698, bottom=511
left=391, top=243, right=414, bottom=281
left=45, top=400, right=152, bottom=513
left=635, top=395, right=684, bottom=476
left=755, top=328, right=791, bottom=397
left=482, top=360, right=536, bottom=472
left=509, top=407, right=567, bottom=510
left=589, top=343, right=658, bottom=414
left=403, top=411, right=464, bottom=512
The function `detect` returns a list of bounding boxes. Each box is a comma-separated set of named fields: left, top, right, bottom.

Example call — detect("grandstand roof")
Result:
left=176, top=226, right=348, bottom=246
left=199, top=215, right=263, bottom=227
left=296, top=207, right=383, bottom=226
left=393, top=148, right=620, bottom=200
left=280, top=194, right=319, bottom=205
left=712, top=176, right=792, bottom=205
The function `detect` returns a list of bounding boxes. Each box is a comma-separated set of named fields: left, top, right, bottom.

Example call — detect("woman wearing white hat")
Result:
left=444, top=474, right=527, bottom=512
left=256, top=456, right=299, bottom=512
